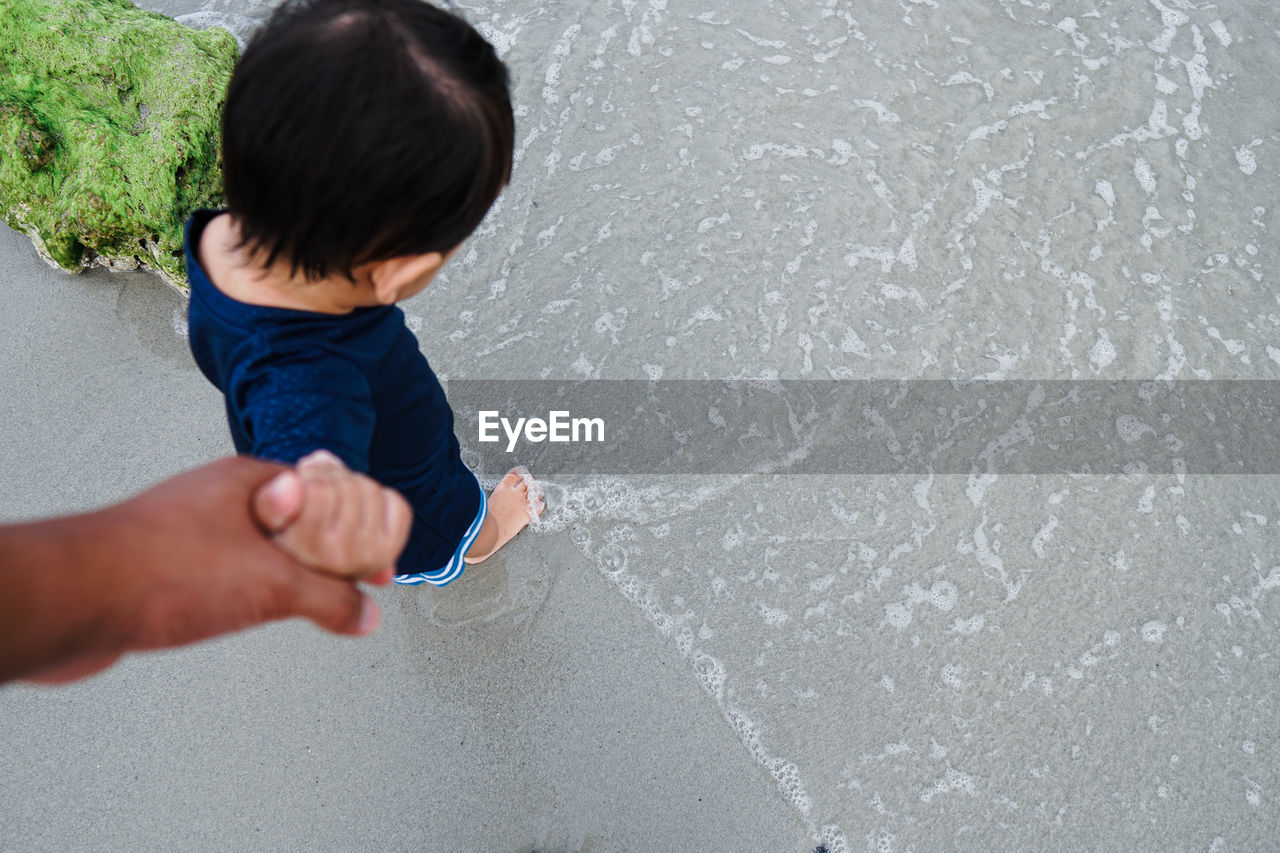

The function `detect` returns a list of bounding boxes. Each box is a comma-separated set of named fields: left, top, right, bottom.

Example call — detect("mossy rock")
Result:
left=0, top=0, right=236, bottom=292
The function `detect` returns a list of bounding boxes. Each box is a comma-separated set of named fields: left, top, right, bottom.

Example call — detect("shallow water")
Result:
left=151, top=0, right=1280, bottom=848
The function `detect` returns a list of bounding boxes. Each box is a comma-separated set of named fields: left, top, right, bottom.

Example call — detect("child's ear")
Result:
left=369, top=252, right=447, bottom=304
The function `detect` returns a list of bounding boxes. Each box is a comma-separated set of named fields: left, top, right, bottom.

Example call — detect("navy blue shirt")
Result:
left=184, top=210, right=481, bottom=573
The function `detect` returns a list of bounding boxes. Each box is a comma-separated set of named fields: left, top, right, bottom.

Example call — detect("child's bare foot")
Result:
left=464, top=467, right=545, bottom=564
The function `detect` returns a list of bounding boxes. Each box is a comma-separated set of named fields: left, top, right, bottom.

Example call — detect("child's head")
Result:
left=221, top=0, right=514, bottom=283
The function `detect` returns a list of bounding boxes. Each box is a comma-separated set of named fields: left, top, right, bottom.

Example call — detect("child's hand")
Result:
left=254, top=450, right=412, bottom=581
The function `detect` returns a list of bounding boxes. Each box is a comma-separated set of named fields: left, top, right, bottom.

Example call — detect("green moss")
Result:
left=0, top=0, right=236, bottom=291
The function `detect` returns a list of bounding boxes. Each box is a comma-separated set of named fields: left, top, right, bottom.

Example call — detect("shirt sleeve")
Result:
left=233, top=348, right=376, bottom=472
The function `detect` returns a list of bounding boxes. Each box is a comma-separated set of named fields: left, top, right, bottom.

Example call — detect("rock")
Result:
left=0, top=0, right=236, bottom=292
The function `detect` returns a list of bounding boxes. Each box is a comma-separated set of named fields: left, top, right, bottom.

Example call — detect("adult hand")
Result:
left=0, top=456, right=411, bottom=685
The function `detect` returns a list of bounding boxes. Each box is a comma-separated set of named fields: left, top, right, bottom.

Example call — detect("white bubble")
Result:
left=1090, top=329, right=1117, bottom=370
left=1236, top=143, right=1259, bottom=176
left=928, top=580, right=958, bottom=611
left=1116, top=415, right=1156, bottom=443
left=1134, top=157, right=1157, bottom=194
left=951, top=614, right=985, bottom=635
left=595, top=543, right=627, bottom=574
left=1095, top=179, right=1115, bottom=207
left=885, top=601, right=913, bottom=629
left=1138, top=485, right=1156, bottom=514
left=692, top=652, right=725, bottom=698
left=756, top=602, right=789, bottom=625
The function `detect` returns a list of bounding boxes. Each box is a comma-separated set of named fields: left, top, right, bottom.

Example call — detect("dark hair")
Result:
left=221, top=0, right=514, bottom=280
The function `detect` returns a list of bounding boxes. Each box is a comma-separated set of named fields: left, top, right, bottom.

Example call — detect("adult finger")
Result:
left=289, top=571, right=382, bottom=637
left=252, top=470, right=305, bottom=534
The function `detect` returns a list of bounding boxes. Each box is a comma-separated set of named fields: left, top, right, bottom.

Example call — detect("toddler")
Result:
left=186, top=0, right=541, bottom=585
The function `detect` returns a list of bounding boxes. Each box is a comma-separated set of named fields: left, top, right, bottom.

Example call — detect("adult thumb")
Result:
left=253, top=470, right=304, bottom=533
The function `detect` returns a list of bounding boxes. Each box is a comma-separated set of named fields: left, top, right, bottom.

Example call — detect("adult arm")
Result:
left=0, top=456, right=403, bottom=685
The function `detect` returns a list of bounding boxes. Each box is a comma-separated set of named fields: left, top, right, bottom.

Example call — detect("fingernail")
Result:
left=260, top=472, right=296, bottom=528
left=357, top=597, right=381, bottom=635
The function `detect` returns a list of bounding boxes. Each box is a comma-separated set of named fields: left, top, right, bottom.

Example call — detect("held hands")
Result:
left=12, top=454, right=412, bottom=685
left=255, top=449, right=412, bottom=583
